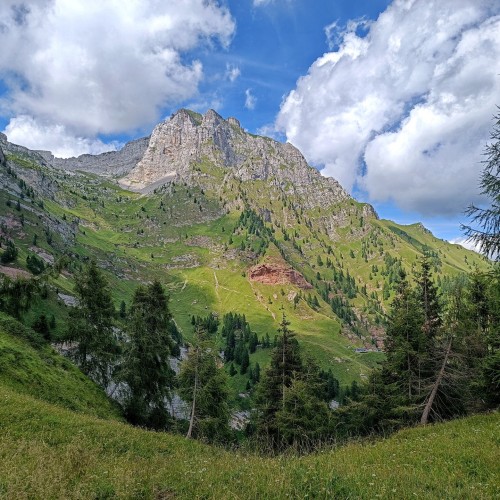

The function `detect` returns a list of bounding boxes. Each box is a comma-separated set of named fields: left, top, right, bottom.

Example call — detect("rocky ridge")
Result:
left=36, top=136, right=150, bottom=177
left=120, top=109, right=352, bottom=210
left=1, top=109, right=375, bottom=217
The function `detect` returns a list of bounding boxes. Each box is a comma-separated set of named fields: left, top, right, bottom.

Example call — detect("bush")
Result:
left=1, top=241, right=18, bottom=264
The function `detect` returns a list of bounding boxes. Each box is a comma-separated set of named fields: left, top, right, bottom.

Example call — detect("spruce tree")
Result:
left=254, top=314, right=303, bottom=446
left=32, top=314, right=50, bottom=341
left=119, top=281, right=176, bottom=429
left=240, top=347, right=250, bottom=374
left=462, top=109, right=500, bottom=259
left=66, top=260, right=117, bottom=387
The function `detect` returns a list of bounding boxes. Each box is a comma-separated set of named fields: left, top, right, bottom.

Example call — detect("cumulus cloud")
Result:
left=449, top=237, right=483, bottom=254
left=277, top=0, right=500, bottom=216
left=245, top=88, right=257, bottom=110
left=0, top=0, right=234, bottom=155
left=4, top=115, right=121, bottom=158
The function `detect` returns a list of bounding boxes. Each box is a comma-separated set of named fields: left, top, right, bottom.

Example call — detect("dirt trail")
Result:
left=213, top=271, right=219, bottom=296
left=249, top=282, right=276, bottom=320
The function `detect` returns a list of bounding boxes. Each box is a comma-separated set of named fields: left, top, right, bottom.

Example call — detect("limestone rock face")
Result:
left=0, top=146, right=5, bottom=167
left=121, top=109, right=351, bottom=209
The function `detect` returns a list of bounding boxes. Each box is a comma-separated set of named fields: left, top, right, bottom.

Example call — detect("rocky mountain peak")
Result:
left=119, top=109, right=353, bottom=211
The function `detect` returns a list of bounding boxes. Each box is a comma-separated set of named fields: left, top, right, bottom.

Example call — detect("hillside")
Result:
left=0, top=384, right=498, bottom=498
left=0, top=110, right=490, bottom=388
left=0, top=313, right=120, bottom=419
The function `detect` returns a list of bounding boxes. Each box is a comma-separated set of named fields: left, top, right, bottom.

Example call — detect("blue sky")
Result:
left=0, top=0, right=499, bottom=246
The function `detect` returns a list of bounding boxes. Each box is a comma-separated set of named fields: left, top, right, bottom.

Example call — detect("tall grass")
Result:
left=0, top=385, right=498, bottom=499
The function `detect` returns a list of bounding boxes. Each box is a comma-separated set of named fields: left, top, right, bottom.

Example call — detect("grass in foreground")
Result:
left=0, top=385, right=498, bottom=499
left=0, top=313, right=120, bottom=420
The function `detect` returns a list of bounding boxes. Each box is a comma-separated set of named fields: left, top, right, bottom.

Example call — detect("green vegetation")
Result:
left=119, top=281, right=179, bottom=429
left=0, top=112, right=498, bottom=497
left=66, top=261, right=118, bottom=387
left=0, top=141, right=489, bottom=394
left=179, top=324, right=231, bottom=443
left=0, top=385, right=498, bottom=498
left=463, top=109, right=500, bottom=258
left=0, top=313, right=120, bottom=419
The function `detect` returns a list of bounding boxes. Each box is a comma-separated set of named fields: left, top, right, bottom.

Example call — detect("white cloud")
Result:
left=253, top=0, right=273, bottom=5
left=225, top=64, right=241, bottom=82
left=245, top=88, right=257, bottom=110
left=277, top=0, right=500, bottom=216
left=0, top=0, right=235, bottom=152
left=449, top=237, right=482, bottom=254
left=4, top=115, right=120, bottom=158
left=256, top=123, right=282, bottom=140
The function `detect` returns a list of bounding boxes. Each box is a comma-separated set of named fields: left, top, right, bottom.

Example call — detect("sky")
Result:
left=0, top=0, right=499, bottom=247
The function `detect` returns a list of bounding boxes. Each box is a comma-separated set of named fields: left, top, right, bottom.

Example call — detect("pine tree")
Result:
left=0, top=240, right=18, bottom=264
left=240, top=347, right=250, bottom=374
left=66, top=261, right=117, bottom=387
left=0, top=276, right=36, bottom=319
left=254, top=314, right=303, bottom=446
left=119, top=281, right=176, bottom=429
left=32, top=314, right=50, bottom=341
left=275, top=377, right=332, bottom=449
left=179, top=324, right=231, bottom=443
left=462, top=109, right=500, bottom=259
left=119, top=300, right=126, bottom=319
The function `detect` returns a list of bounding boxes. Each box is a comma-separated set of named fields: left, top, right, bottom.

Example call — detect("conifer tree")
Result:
left=179, top=324, right=231, bottom=443
left=119, top=281, right=176, bottom=429
left=66, top=260, right=117, bottom=387
left=254, top=314, right=303, bottom=445
left=462, top=109, right=500, bottom=259
left=240, top=347, right=250, bottom=374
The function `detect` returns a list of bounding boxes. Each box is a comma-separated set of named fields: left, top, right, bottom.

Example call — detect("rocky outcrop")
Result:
left=120, top=109, right=351, bottom=209
left=0, top=146, right=5, bottom=167
left=37, top=136, right=149, bottom=177
left=249, top=263, right=312, bottom=289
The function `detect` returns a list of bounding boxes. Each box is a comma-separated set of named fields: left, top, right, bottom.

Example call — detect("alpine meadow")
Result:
left=0, top=1, right=499, bottom=498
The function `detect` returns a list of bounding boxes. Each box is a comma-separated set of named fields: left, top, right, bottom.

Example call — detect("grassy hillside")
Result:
left=0, top=144, right=490, bottom=389
left=0, top=313, right=120, bottom=420
left=0, top=385, right=498, bottom=498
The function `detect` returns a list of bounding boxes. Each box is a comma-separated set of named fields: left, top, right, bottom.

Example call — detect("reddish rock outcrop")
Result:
left=249, top=263, right=312, bottom=289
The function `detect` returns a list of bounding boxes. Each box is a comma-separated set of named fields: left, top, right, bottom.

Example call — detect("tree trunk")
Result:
left=421, top=337, right=453, bottom=425
left=282, top=334, right=286, bottom=410
left=186, top=351, right=198, bottom=439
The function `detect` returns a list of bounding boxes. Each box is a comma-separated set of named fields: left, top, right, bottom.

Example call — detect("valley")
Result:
left=0, top=109, right=489, bottom=394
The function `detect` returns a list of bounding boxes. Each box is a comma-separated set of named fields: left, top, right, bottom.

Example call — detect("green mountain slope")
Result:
left=0, top=384, right=498, bottom=498
left=0, top=110, right=490, bottom=386
left=0, top=313, right=120, bottom=419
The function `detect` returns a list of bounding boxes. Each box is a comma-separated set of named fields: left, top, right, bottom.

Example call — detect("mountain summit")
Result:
left=120, top=109, right=351, bottom=209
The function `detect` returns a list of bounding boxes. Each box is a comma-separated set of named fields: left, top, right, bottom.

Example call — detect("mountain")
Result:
left=0, top=109, right=489, bottom=389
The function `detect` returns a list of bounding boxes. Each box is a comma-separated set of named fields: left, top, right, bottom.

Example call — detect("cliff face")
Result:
left=1, top=108, right=371, bottom=214
left=119, top=109, right=351, bottom=209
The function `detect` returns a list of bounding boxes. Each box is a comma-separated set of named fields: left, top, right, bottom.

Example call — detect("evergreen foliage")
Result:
left=0, top=276, right=37, bottom=319
left=337, top=258, right=499, bottom=437
left=463, top=109, right=500, bottom=259
left=178, top=324, right=231, bottom=443
left=66, top=261, right=118, bottom=387
left=119, top=281, right=177, bottom=429
left=253, top=314, right=336, bottom=450
left=0, top=240, right=18, bottom=264
left=26, top=254, right=45, bottom=275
